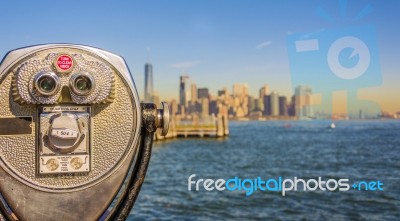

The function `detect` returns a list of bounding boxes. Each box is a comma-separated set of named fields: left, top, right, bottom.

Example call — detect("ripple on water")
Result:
left=130, top=120, right=400, bottom=220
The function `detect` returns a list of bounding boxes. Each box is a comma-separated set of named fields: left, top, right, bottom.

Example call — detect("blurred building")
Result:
left=263, top=95, right=271, bottom=116
left=259, top=84, right=269, bottom=99
left=187, top=101, right=197, bottom=114
left=144, top=63, right=153, bottom=102
left=254, top=98, right=263, bottom=111
left=179, top=75, right=190, bottom=108
left=232, top=83, right=249, bottom=117
left=248, top=95, right=255, bottom=112
left=233, top=83, right=248, bottom=98
left=295, top=85, right=313, bottom=119
left=279, top=96, right=288, bottom=116
left=191, top=83, right=198, bottom=102
left=258, top=85, right=269, bottom=111
left=200, top=98, right=209, bottom=118
left=198, top=88, right=209, bottom=99
left=209, top=100, right=219, bottom=115
left=271, top=92, right=279, bottom=116
left=218, top=87, right=228, bottom=97
left=170, top=99, right=178, bottom=116
left=288, top=95, right=296, bottom=116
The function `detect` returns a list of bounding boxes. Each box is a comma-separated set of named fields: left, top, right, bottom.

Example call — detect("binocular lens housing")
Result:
left=34, top=72, right=61, bottom=96
left=70, top=72, right=95, bottom=95
left=0, top=44, right=169, bottom=221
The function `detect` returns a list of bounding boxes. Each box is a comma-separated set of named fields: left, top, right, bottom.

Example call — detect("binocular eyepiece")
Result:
left=33, top=71, right=95, bottom=97
left=0, top=44, right=169, bottom=221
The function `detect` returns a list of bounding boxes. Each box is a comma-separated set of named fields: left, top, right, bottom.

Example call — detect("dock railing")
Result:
left=155, top=114, right=229, bottom=140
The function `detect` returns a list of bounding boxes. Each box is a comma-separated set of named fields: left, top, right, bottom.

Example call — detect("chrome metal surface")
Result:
left=0, top=44, right=148, bottom=221
left=157, top=102, right=170, bottom=136
left=0, top=45, right=141, bottom=192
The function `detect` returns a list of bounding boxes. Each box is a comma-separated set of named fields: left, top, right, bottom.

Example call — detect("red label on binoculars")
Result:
left=55, top=54, right=74, bottom=72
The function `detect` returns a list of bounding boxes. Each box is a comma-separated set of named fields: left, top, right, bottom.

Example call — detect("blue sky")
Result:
left=0, top=0, right=399, bottom=111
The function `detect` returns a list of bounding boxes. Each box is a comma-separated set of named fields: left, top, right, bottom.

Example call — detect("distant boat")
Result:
left=329, top=122, right=336, bottom=129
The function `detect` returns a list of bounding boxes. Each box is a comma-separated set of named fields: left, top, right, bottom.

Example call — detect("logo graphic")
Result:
left=327, top=36, right=370, bottom=80
left=188, top=174, right=384, bottom=197
left=287, top=1, right=382, bottom=117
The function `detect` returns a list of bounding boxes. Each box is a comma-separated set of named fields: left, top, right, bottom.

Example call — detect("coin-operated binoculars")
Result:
left=0, top=44, right=169, bottom=221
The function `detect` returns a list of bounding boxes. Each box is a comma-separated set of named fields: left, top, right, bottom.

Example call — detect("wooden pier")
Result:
left=155, top=114, right=229, bottom=140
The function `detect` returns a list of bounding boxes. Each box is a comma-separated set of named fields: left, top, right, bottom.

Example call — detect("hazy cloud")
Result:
left=256, top=41, right=272, bottom=49
left=171, top=60, right=200, bottom=69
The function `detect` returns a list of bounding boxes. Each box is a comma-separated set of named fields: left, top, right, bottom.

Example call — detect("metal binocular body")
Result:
left=0, top=44, right=169, bottom=221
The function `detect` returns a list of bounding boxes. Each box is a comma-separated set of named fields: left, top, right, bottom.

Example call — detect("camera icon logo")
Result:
left=327, top=36, right=370, bottom=80
left=287, top=23, right=382, bottom=117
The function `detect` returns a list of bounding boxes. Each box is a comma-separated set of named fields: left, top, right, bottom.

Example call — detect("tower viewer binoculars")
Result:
left=0, top=44, right=169, bottom=221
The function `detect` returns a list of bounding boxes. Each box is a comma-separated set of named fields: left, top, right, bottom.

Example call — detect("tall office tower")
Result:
left=288, top=95, right=296, bottom=116
left=191, top=83, right=198, bottom=102
left=247, top=95, right=255, bottom=112
left=200, top=98, right=209, bottom=118
left=263, top=95, right=271, bottom=116
left=144, top=63, right=153, bottom=102
left=197, top=88, right=209, bottom=99
left=295, top=85, right=313, bottom=119
left=259, top=85, right=269, bottom=99
left=258, top=85, right=269, bottom=112
left=270, top=92, right=279, bottom=116
left=179, top=75, right=190, bottom=108
left=279, top=96, right=288, bottom=116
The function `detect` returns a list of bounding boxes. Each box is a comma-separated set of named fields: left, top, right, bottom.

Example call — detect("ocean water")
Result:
left=129, top=120, right=400, bottom=220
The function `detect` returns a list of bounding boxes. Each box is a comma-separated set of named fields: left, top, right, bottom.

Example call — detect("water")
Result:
left=129, top=120, right=400, bottom=220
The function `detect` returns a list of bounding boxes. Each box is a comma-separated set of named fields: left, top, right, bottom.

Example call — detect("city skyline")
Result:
left=160, top=73, right=394, bottom=119
left=0, top=1, right=399, bottom=112
left=146, top=68, right=397, bottom=117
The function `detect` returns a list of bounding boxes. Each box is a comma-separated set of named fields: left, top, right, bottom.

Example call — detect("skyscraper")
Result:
left=295, top=85, right=313, bottom=119
left=191, top=83, right=198, bottom=102
left=144, top=63, right=153, bottom=102
left=247, top=95, right=255, bottom=112
left=258, top=85, right=269, bottom=113
left=288, top=95, right=296, bottom=116
left=170, top=99, right=178, bottom=116
left=232, top=83, right=249, bottom=117
left=270, top=92, right=279, bottom=116
left=259, top=85, right=269, bottom=99
left=279, top=96, right=288, bottom=116
left=179, top=75, right=190, bottom=108
left=200, top=98, right=209, bottom=118
left=263, top=95, right=271, bottom=116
